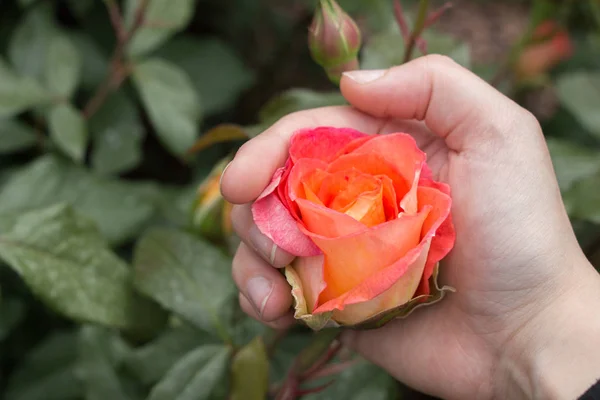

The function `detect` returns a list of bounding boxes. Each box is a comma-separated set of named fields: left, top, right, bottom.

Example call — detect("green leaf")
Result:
left=0, top=297, right=25, bottom=341
left=256, top=89, right=347, bottom=132
left=66, top=0, right=95, bottom=19
left=0, top=155, right=156, bottom=244
left=0, top=58, right=51, bottom=117
left=124, top=324, right=216, bottom=386
left=147, top=345, right=231, bottom=400
left=133, top=228, right=236, bottom=340
left=6, top=331, right=83, bottom=400
left=70, top=33, right=110, bottom=91
left=555, top=72, right=600, bottom=138
left=546, top=138, right=600, bottom=192
left=125, top=0, right=197, bottom=57
left=230, top=337, right=269, bottom=400
left=77, top=326, right=133, bottom=400
left=8, top=4, right=58, bottom=80
left=133, top=58, right=201, bottom=155
left=0, top=204, right=163, bottom=330
left=45, top=34, right=81, bottom=98
left=156, top=37, right=255, bottom=115
left=563, top=173, right=600, bottom=223
left=0, top=118, right=38, bottom=154
left=90, top=91, right=144, bottom=176
left=303, top=361, right=397, bottom=400
left=49, top=103, right=88, bottom=163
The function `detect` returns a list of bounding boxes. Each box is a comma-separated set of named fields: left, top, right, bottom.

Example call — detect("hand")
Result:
left=221, top=55, right=600, bottom=399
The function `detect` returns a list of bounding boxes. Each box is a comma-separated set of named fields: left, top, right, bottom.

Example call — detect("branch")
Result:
left=403, top=0, right=431, bottom=63
left=82, top=0, right=150, bottom=119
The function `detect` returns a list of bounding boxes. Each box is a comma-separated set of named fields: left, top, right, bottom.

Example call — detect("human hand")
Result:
left=221, top=55, right=600, bottom=399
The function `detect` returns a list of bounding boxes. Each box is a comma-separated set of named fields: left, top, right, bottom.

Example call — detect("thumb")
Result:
left=340, top=55, right=537, bottom=153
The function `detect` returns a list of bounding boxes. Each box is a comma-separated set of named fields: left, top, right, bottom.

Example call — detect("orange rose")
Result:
left=252, top=127, right=455, bottom=328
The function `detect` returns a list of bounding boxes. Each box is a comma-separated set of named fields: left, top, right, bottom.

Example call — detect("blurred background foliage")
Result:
left=0, top=0, right=599, bottom=399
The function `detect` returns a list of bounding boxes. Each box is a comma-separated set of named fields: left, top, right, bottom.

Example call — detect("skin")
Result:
left=221, top=55, right=600, bottom=399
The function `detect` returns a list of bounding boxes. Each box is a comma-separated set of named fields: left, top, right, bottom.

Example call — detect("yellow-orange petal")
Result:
left=340, top=186, right=386, bottom=227
left=350, top=133, right=425, bottom=214
left=329, top=174, right=380, bottom=211
left=327, top=153, right=410, bottom=203
left=312, top=207, right=430, bottom=303
left=331, top=240, right=430, bottom=325
left=296, top=198, right=366, bottom=238
left=287, top=158, right=329, bottom=202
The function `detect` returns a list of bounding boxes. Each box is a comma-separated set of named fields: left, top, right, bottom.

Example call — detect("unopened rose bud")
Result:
left=309, top=0, right=362, bottom=84
left=191, top=158, right=233, bottom=241
left=515, top=20, right=573, bottom=81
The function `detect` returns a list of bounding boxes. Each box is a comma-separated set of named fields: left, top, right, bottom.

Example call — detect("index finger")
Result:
left=220, top=106, right=383, bottom=205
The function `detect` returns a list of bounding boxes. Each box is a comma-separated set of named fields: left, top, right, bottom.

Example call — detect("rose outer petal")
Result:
left=252, top=167, right=321, bottom=257
left=289, top=127, right=368, bottom=163
left=312, top=207, right=431, bottom=305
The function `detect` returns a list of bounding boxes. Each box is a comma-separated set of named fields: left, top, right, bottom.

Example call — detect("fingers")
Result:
left=341, top=55, right=539, bottom=152
left=239, top=293, right=295, bottom=330
left=221, top=106, right=383, bottom=205
left=230, top=203, right=294, bottom=268
left=232, top=242, right=294, bottom=322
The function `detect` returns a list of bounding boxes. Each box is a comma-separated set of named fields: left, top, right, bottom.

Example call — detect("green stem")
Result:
left=403, top=0, right=430, bottom=63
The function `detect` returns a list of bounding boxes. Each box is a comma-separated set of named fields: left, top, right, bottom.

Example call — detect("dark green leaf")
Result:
left=70, top=33, right=110, bottom=91
left=0, top=204, right=162, bottom=329
left=124, top=324, right=217, bottom=386
left=133, top=228, right=236, bottom=340
left=49, top=104, right=88, bottom=163
left=77, top=325, right=133, bottom=400
left=66, top=0, right=95, bottom=19
left=147, top=345, right=231, bottom=400
left=546, top=138, right=600, bottom=191
left=45, top=34, right=81, bottom=98
left=0, top=58, right=51, bottom=117
left=0, top=118, right=38, bottom=154
left=303, top=360, right=397, bottom=400
left=0, top=155, right=156, bottom=244
left=555, top=72, right=600, bottom=138
left=256, top=89, right=347, bottom=132
left=156, top=37, right=254, bottom=115
left=230, top=337, right=269, bottom=400
left=6, top=331, right=83, bottom=400
left=133, top=58, right=201, bottom=155
left=125, top=0, right=197, bottom=57
left=8, top=4, right=58, bottom=80
left=90, top=91, right=144, bottom=176
left=0, top=297, right=25, bottom=341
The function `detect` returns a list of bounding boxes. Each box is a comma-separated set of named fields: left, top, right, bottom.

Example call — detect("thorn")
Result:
left=424, top=2, right=453, bottom=29
left=393, top=0, right=411, bottom=42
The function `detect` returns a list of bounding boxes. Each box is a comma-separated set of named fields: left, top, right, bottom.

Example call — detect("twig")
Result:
left=299, top=340, right=342, bottom=380
left=424, top=2, right=452, bottom=29
left=394, top=1, right=427, bottom=55
left=304, top=359, right=360, bottom=381
left=403, top=0, right=431, bottom=63
left=82, top=0, right=150, bottom=119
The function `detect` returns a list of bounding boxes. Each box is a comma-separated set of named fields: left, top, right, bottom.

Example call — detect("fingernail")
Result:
left=248, top=224, right=278, bottom=264
left=342, top=69, right=386, bottom=84
left=246, top=276, right=273, bottom=317
left=219, top=161, right=232, bottom=191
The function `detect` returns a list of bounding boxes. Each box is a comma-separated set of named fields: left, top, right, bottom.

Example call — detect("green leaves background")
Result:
left=1, top=0, right=600, bottom=400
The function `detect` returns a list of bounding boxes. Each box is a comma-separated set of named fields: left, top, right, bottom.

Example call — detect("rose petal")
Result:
left=330, top=240, right=431, bottom=325
left=415, top=182, right=455, bottom=295
left=296, top=198, right=366, bottom=238
left=289, top=127, right=368, bottom=163
left=285, top=263, right=333, bottom=331
left=327, top=153, right=410, bottom=201
left=287, top=159, right=329, bottom=202
left=252, top=167, right=320, bottom=256
left=339, top=186, right=386, bottom=227
left=350, top=134, right=426, bottom=215
left=310, top=207, right=431, bottom=304
left=314, top=235, right=432, bottom=314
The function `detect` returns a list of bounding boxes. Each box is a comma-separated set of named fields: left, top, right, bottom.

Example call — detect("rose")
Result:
left=252, top=127, right=455, bottom=328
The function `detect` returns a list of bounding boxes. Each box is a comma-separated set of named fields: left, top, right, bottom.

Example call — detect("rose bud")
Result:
left=515, top=20, right=573, bottom=81
left=309, top=0, right=362, bottom=84
left=252, top=128, right=455, bottom=329
left=192, top=157, right=234, bottom=241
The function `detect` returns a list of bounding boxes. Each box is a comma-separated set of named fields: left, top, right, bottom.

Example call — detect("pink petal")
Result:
left=289, top=127, right=368, bottom=163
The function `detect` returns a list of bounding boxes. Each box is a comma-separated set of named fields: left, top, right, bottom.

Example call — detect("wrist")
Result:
left=497, top=258, right=600, bottom=399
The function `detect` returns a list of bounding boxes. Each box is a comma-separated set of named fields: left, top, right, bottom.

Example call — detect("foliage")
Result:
left=0, top=0, right=599, bottom=399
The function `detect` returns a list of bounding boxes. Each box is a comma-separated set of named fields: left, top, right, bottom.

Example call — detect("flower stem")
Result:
left=403, top=0, right=430, bottom=63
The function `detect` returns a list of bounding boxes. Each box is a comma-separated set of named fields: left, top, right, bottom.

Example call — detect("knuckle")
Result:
left=421, top=54, right=458, bottom=69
